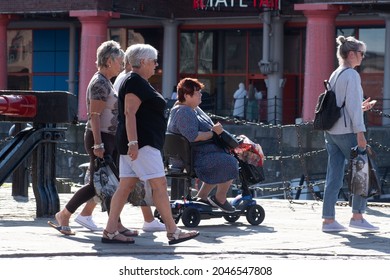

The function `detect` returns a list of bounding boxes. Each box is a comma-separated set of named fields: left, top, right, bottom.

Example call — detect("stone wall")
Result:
left=225, top=123, right=390, bottom=184
left=2, top=122, right=390, bottom=187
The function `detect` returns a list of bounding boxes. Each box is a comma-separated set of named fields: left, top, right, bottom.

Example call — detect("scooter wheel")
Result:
left=181, top=207, right=201, bottom=227
left=153, top=209, right=161, bottom=220
left=224, top=214, right=240, bottom=223
left=246, top=204, right=265, bottom=225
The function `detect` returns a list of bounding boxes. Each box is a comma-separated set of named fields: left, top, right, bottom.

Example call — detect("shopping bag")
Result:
left=128, top=180, right=154, bottom=206
left=93, top=156, right=119, bottom=212
left=234, top=135, right=265, bottom=184
left=234, top=135, right=265, bottom=167
left=347, top=146, right=381, bottom=198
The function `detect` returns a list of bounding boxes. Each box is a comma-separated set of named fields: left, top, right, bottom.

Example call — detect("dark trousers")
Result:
left=65, top=130, right=116, bottom=213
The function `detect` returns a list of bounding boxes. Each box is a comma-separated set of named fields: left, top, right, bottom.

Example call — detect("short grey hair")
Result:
left=127, top=44, right=158, bottom=68
left=336, top=35, right=366, bottom=64
left=96, top=40, right=124, bottom=68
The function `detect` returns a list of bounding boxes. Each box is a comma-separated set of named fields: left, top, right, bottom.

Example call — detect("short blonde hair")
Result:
left=96, top=40, right=124, bottom=68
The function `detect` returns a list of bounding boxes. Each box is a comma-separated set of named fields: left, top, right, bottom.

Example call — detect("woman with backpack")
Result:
left=321, top=35, right=378, bottom=232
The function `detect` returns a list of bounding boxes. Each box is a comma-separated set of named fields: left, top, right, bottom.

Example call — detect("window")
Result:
left=180, top=32, right=196, bottom=73
left=337, top=27, right=385, bottom=126
left=180, top=29, right=251, bottom=115
left=7, top=30, right=32, bottom=90
left=198, top=31, right=214, bottom=74
left=110, top=27, right=164, bottom=93
left=359, top=28, right=385, bottom=73
left=248, top=29, right=263, bottom=73
left=32, top=29, right=71, bottom=91
left=224, top=29, right=246, bottom=73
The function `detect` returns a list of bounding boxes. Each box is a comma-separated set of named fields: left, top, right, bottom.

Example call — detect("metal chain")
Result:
left=368, top=108, right=390, bottom=119
left=1, top=110, right=388, bottom=208
left=296, top=124, right=322, bottom=202
left=275, top=125, right=297, bottom=209
left=264, top=148, right=327, bottom=161
left=368, top=139, right=390, bottom=153
left=208, top=112, right=390, bottom=209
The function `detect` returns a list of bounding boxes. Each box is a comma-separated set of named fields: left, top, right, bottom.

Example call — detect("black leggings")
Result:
left=65, top=130, right=116, bottom=213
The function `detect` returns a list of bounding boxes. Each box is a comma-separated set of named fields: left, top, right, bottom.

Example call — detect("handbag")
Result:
left=239, top=160, right=265, bottom=184
left=347, top=145, right=381, bottom=198
left=93, top=156, right=119, bottom=212
left=216, top=130, right=239, bottom=149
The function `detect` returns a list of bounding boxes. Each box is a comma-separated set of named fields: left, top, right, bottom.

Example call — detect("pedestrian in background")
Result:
left=232, top=82, right=246, bottom=119
left=246, top=83, right=262, bottom=122
left=321, top=35, right=379, bottom=232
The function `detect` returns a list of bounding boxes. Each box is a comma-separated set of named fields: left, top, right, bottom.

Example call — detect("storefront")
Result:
left=1, top=0, right=389, bottom=125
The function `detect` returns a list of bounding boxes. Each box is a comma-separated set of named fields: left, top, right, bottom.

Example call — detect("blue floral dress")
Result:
left=167, top=105, right=238, bottom=184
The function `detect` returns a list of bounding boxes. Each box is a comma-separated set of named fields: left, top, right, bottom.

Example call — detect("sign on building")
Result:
left=193, top=0, right=280, bottom=10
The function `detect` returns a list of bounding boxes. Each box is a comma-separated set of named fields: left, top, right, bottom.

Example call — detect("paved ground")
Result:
left=0, top=185, right=389, bottom=279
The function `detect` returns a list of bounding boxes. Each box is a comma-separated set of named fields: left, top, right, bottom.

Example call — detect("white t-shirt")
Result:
left=113, top=70, right=131, bottom=94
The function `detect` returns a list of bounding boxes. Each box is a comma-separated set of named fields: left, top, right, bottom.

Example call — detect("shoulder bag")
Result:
left=214, top=130, right=240, bottom=150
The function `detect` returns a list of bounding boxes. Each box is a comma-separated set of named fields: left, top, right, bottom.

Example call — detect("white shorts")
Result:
left=119, top=145, right=165, bottom=181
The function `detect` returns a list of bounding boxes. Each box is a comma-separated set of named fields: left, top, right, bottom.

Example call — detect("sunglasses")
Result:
left=356, top=51, right=365, bottom=58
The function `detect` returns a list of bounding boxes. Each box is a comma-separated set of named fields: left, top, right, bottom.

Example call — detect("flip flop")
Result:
left=47, top=221, right=75, bottom=236
left=119, top=228, right=139, bottom=237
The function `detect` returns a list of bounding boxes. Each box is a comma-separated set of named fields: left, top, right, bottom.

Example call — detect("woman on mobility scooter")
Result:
left=167, top=78, right=239, bottom=213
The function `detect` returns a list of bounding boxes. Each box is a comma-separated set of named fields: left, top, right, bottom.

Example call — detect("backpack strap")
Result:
left=331, top=67, right=350, bottom=127
left=331, top=67, right=350, bottom=91
left=331, top=67, right=350, bottom=108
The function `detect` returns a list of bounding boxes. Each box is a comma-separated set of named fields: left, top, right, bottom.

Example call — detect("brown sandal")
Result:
left=167, top=228, right=199, bottom=245
left=101, top=230, right=135, bottom=244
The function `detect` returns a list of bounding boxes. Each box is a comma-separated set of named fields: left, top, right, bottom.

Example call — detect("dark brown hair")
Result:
left=177, top=78, right=204, bottom=102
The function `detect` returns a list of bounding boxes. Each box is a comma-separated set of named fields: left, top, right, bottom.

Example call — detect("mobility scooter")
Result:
left=155, top=132, right=265, bottom=227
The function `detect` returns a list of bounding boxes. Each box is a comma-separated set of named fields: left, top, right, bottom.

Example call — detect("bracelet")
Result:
left=127, top=140, right=138, bottom=147
left=92, top=143, right=104, bottom=149
left=90, top=112, right=101, bottom=116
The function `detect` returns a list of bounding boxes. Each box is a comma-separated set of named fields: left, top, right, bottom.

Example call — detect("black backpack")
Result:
left=313, top=68, right=349, bottom=130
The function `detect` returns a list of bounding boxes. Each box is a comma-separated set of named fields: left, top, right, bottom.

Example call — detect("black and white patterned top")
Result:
left=86, top=72, right=118, bottom=135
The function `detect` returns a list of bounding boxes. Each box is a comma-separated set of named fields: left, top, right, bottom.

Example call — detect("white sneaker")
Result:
left=349, top=218, right=379, bottom=231
left=322, top=220, right=348, bottom=232
left=142, top=219, right=166, bottom=232
left=74, top=215, right=103, bottom=231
